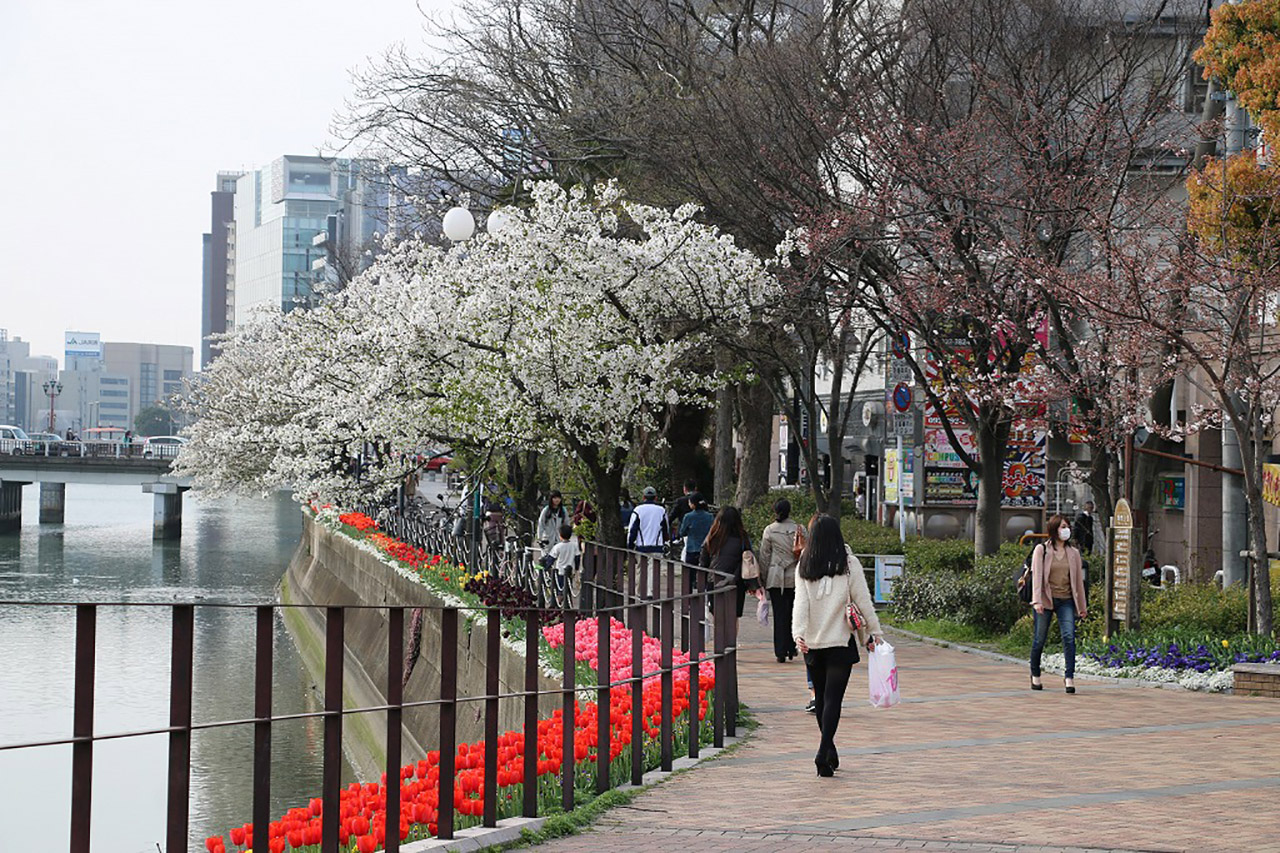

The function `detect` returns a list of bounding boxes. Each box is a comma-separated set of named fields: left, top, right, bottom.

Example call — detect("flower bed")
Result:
left=203, top=512, right=717, bottom=853
left=1040, top=632, right=1280, bottom=693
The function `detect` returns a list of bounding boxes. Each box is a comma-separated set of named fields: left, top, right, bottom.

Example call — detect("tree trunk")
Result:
left=974, top=419, right=1010, bottom=556
left=734, top=378, right=773, bottom=510
left=1242, top=424, right=1274, bottom=636
left=591, top=464, right=626, bottom=548
left=666, top=404, right=713, bottom=495
left=713, top=378, right=736, bottom=506
left=1088, top=445, right=1113, bottom=563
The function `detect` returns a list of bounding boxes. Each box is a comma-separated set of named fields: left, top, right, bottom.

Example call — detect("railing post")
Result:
left=483, top=610, right=500, bottom=828
left=554, top=607, right=572, bottom=813
left=522, top=610, right=539, bottom=818
left=322, top=607, right=344, bottom=853
left=595, top=610, right=611, bottom=794
left=660, top=571, right=674, bottom=772
left=438, top=608, right=458, bottom=840
left=726, top=592, right=739, bottom=738
left=680, top=562, right=692, bottom=653
left=629, top=590, right=644, bottom=786
left=712, top=589, right=725, bottom=749
left=70, top=604, right=96, bottom=853
left=688, top=575, right=702, bottom=760
left=386, top=606, right=404, bottom=853
left=253, top=606, right=273, bottom=853
left=166, top=604, right=195, bottom=853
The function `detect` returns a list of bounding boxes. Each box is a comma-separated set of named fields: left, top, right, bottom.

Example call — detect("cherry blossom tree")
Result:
left=791, top=0, right=1197, bottom=554
left=180, top=182, right=775, bottom=545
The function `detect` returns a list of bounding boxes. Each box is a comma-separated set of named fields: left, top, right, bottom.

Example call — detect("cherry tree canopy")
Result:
left=178, top=182, right=776, bottom=523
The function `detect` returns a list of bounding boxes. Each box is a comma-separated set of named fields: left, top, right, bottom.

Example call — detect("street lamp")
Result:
left=41, top=380, right=62, bottom=433
left=442, top=205, right=476, bottom=242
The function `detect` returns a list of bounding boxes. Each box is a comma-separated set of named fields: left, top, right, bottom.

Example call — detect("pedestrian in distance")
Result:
left=669, top=478, right=698, bottom=532
left=536, top=490, right=569, bottom=551
left=678, top=493, right=714, bottom=566
left=618, top=488, right=635, bottom=532
left=1030, top=514, right=1088, bottom=693
left=1073, top=501, right=1095, bottom=554
left=792, top=514, right=884, bottom=777
left=627, top=486, right=670, bottom=555
left=698, top=505, right=757, bottom=618
left=545, top=523, right=579, bottom=592
left=759, top=497, right=801, bottom=663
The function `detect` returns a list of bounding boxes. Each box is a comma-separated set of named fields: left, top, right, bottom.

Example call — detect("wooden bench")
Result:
left=1233, top=663, right=1280, bottom=697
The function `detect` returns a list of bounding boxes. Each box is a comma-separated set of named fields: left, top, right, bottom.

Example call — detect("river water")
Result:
left=0, top=485, right=332, bottom=852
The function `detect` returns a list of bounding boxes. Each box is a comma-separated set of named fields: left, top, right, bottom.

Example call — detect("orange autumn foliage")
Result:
left=1196, top=0, right=1280, bottom=144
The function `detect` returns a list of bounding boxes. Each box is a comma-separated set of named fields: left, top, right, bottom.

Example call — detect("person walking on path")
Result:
left=1073, top=501, right=1096, bottom=554
left=536, top=491, right=569, bottom=551
left=1030, top=513, right=1088, bottom=693
left=678, top=493, right=714, bottom=566
left=628, top=486, right=670, bottom=554
left=699, top=505, right=757, bottom=618
left=669, top=478, right=698, bottom=533
left=793, top=514, right=883, bottom=777
left=759, top=497, right=801, bottom=663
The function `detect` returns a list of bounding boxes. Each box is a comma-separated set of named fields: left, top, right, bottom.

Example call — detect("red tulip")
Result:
left=206, top=837, right=222, bottom=853
left=357, top=834, right=377, bottom=853
left=268, top=840, right=285, bottom=853
left=229, top=827, right=246, bottom=846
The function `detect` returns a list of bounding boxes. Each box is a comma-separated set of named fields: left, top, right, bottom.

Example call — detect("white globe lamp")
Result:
left=442, top=206, right=476, bottom=242
left=486, top=207, right=515, bottom=239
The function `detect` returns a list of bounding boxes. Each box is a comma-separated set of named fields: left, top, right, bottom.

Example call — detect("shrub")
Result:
left=1139, top=583, right=1248, bottom=636
left=892, top=543, right=1026, bottom=633
left=843, top=517, right=906, bottom=555
left=741, top=489, right=902, bottom=553
left=904, top=538, right=974, bottom=574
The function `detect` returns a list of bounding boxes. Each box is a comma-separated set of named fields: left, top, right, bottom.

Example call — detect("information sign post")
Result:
left=1106, top=498, right=1137, bottom=638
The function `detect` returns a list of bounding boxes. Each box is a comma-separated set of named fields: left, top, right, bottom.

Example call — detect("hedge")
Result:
left=741, top=489, right=905, bottom=555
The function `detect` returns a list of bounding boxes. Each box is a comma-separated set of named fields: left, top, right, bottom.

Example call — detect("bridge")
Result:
left=0, top=454, right=192, bottom=538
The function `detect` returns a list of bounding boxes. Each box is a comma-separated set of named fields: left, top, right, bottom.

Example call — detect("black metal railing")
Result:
left=0, top=543, right=739, bottom=853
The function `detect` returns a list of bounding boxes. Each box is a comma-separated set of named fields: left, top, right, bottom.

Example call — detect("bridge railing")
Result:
left=0, top=555, right=740, bottom=853
left=1, top=440, right=182, bottom=461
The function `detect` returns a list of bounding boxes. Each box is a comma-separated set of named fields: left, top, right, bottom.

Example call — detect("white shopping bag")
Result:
left=867, top=640, right=900, bottom=708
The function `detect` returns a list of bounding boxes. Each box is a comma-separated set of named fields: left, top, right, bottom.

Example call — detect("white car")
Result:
left=142, top=435, right=187, bottom=459
left=0, top=425, right=33, bottom=455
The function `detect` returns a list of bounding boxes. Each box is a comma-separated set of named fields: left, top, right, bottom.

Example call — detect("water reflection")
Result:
left=0, top=485, right=331, bottom=852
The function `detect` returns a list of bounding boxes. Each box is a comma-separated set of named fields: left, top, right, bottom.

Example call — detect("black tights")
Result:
left=807, top=644, right=856, bottom=768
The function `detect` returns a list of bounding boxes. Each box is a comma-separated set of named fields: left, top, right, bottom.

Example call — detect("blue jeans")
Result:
left=1030, top=597, right=1077, bottom=678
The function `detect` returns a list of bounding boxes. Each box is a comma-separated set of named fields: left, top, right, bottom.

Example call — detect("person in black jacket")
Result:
left=1073, top=502, right=1095, bottom=555
left=698, top=505, right=756, bottom=617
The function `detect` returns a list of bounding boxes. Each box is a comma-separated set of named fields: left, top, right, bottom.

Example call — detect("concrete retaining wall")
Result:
left=281, top=514, right=563, bottom=780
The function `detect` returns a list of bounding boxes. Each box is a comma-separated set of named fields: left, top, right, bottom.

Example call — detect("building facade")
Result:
left=228, top=156, right=385, bottom=328
left=201, top=172, right=241, bottom=368
left=57, top=335, right=192, bottom=433
left=0, top=330, right=59, bottom=432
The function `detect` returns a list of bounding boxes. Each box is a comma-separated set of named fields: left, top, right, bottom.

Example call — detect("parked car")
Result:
left=0, top=425, right=33, bottom=455
left=26, top=431, right=68, bottom=456
left=142, top=435, right=187, bottom=459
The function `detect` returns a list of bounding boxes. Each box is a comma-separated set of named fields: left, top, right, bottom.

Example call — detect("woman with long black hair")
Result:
left=792, top=514, right=883, bottom=776
left=699, top=505, right=756, bottom=617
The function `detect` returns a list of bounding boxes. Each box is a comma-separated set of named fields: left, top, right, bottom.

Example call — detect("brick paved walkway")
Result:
left=534, top=603, right=1280, bottom=853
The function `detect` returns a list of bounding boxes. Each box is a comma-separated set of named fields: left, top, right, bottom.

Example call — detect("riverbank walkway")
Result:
left=536, top=606, right=1280, bottom=853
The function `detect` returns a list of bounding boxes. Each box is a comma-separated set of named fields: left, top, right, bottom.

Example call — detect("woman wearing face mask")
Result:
left=1029, top=514, right=1088, bottom=693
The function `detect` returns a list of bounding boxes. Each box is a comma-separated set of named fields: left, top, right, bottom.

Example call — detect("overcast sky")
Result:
left=0, top=0, right=454, bottom=367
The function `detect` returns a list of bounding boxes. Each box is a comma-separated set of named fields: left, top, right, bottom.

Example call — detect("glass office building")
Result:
left=231, top=156, right=383, bottom=327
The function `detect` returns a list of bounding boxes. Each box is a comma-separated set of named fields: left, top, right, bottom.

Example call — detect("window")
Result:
left=100, top=390, right=127, bottom=398
left=163, top=370, right=183, bottom=381
left=100, top=402, right=127, bottom=410
left=101, top=377, right=128, bottom=386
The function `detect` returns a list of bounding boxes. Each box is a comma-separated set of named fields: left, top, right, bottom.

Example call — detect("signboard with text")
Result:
left=1108, top=498, right=1136, bottom=632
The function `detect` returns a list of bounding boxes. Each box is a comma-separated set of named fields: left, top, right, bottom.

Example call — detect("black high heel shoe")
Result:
left=815, top=761, right=834, bottom=778
left=1030, top=675, right=1043, bottom=691
left=1065, top=679, right=1076, bottom=694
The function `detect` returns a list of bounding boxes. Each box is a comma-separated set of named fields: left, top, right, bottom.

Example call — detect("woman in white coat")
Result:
left=792, top=514, right=884, bottom=777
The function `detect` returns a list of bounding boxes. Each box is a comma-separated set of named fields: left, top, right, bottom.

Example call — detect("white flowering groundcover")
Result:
left=1039, top=652, right=1236, bottom=692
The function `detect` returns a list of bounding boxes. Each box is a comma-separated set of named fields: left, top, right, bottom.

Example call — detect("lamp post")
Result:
left=41, top=380, right=62, bottom=433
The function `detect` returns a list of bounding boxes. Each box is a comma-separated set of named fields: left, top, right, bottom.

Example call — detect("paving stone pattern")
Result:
left=534, top=600, right=1280, bottom=853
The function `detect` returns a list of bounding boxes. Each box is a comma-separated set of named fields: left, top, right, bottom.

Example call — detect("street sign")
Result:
left=892, top=383, right=913, bottom=413
left=890, top=331, right=910, bottom=359
left=892, top=415, right=914, bottom=437
left=1108, top=498, right=1136, bottom=635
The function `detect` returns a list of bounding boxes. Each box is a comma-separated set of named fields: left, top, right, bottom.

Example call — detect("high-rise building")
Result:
left=0, top=330, right=58, bottom=432
left=201, top=172, right=242, bottom=368
left=228, top=155, right=386, bottom=328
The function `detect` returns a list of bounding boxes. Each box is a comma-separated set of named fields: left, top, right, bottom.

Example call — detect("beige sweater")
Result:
left=793, top=548, right=884, bottom=650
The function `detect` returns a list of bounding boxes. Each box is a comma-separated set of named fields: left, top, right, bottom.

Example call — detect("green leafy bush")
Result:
left=1138, top=583, right=1248, bottom=635
left=741, top=489, right=903, bottom=554
left=904, top=538, right=974, bottom=574
left=892, top=543, right=1027, bottom=633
